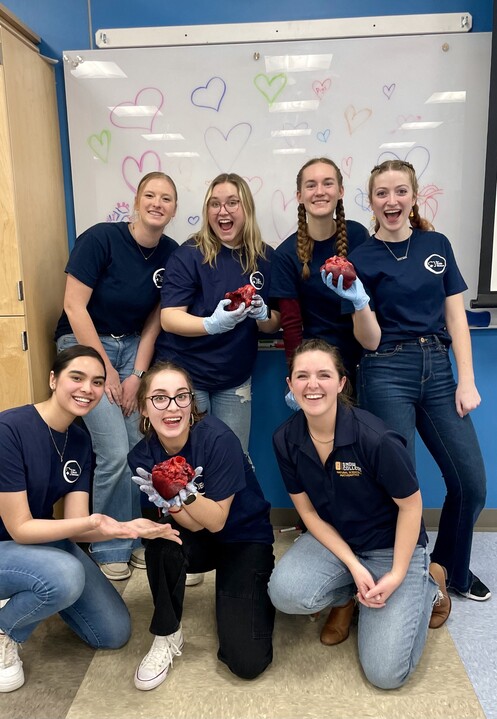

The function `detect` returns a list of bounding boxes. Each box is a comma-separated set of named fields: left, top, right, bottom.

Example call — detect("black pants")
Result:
left=144, top=529, right=275, bottom=680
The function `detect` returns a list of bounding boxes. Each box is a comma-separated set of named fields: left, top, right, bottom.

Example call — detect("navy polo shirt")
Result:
left=128, top=415, right=273, bottom=545
left=156, top=239, right=274, bottom=391
left=269, top=220, right=369, bottom=372
left=55, top=222, right=178, bottom=339
left=348, top=229, right=467, bottom=348
left=273, top=403, right=427, bottom=552
left=0, top=405, right=92, bottom=541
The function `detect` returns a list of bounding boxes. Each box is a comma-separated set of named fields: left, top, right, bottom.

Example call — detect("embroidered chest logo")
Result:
left=153, top=267, right=165, bottom=288
left=63, top=461, right=82, bottom=484
left=250, top=271, right=264, bottom=290
left=424, top=254, right=446, bottom=274
left=335, top=461, right=362, bottom=478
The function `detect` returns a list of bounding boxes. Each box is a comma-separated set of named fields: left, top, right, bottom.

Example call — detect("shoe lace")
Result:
left=0, top=633, right=19, bottom=669
left=142, top=635, right=182, bottom=673
left=434, top=588, right=446, bottom=606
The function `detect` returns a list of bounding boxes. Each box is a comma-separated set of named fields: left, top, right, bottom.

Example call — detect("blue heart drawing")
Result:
left=188, top=215, right=200, bottom=225
left=317, top=129, right=330, bottom=143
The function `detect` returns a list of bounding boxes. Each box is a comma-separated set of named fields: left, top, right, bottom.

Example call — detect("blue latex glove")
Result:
left=285, top=390, right=300, bottom=411
left=203, top=299, right=251, bottom=335
left=321, top=270, right=370, bottom=311
left=132, top=467, right=203, bottom=516
left=248, top=294, right=268, bottom=321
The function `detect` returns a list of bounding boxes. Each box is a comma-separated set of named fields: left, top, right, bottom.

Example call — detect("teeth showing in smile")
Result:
left=163, top=417, right=181, bottom=425
left=74, top=396, right=90, bottom=404
left=305, top=393, right=323, bottom=400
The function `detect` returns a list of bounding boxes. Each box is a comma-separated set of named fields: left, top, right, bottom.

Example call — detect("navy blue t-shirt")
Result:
left=270, top=220, right=368, bottom=372
left=0, top=405, right=92, bottom=541
left=273, top=403, right=427, bottom=553
left=128, top=415, right=273, bottom=544
left=155, top=239, right=274, bottom=391
left=55, top=222, right=178, bottom=339
left=348, top=229, right=467, bottom=348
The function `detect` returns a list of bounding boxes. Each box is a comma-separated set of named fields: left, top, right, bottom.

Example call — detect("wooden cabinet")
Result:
left=0, top=13, right=68, bottom=411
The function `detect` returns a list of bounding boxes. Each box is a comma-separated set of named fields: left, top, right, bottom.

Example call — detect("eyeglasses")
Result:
left=145, top=392, right=194, bottom=410
left=207, top=198, right=240, bottom=213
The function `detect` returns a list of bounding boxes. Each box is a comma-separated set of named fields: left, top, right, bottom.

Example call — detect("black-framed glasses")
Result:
left=145, top=392, right=194, bottom=410
left=207, top=198, right=240, bottom=213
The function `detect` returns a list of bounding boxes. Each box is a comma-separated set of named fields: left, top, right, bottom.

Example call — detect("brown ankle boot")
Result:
left=429, top=562, right=452, bottom=629
left=320, top=599, right=355, bottom=646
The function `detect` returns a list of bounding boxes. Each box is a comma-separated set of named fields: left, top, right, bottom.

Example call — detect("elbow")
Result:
left=160, top=309, right=173, bottom=332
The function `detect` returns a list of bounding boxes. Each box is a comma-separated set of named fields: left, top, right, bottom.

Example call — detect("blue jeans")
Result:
left=357, top=335, right=487, bottom=593
left=194, top=377, right=252, bottom=454
left=57, top=334, right=143, bottom=564
left=268, top=532, right=437, bottom=690
left=0, top=540, right=130, bottom=646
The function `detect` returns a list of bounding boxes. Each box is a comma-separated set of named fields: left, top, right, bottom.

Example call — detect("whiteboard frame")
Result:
left=95, top=13, right=472, bottom=49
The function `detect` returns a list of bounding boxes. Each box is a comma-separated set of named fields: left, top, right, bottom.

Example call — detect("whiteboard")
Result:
left=63, top=32, right=491, bottom=306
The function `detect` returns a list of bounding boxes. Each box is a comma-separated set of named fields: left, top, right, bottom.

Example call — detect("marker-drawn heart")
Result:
left=204, top=123, right=252, bottom=173
left=417, top=184, right=443, bottom=222
left=312, top=79, right=331, bottom=99
left=344, top=105, right=372, bottom=135
left=191, top=77, right=226, bottom=112
left=376, top=145, right=430, bottom=181
left=396, top=114, right=422, bottom=128
left=341, top=156, right=353, bottom=178
left=283, top=121, right=309, bottom=147
left=253, top=73, right=287, bottom=105
left=317, top=129, right=330, bottom=143
left=122, top=151, right=161, bottom=193
left=272, top=190, right=297, bottom=242
left=110, top=87, right=164, bottom=131
left=87, top=130, right=111, bottom=162
left=383, top=84, right=395, bottom=100
left=243, top=176, right=263, bottom=196
left=354, top=188, right=371, bottom=213
left=188, top=215, right=200, bottom=225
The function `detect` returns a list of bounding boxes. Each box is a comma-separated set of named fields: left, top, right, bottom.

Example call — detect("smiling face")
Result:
left=143, top=369, right=193, bottom=450
left=51, top=357, right=106, bottom=418
left=134, top=176, right=177, bottom=233
left=206, top=181, right=246, bottom=247
left=369, top=169, right=416, bottom=240
left=288, top=349, right=346, bottom=419
left=297, top=161, right=344, bottom=221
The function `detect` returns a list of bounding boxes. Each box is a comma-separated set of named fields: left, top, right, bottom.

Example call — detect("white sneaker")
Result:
left=134, top=627, right=184, bottom=691
left=0, top=632, right=24, bottom=693
left=185, top=573, right=204, bottom=586
left=98, top=562, right=131, bottom=581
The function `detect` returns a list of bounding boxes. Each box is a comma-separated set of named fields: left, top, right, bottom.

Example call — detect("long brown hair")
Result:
left=289, top=339, right=353, bottom=406
left=368, top=160, right=433, bottom=232
left=296, top=158, right=349, bottom=280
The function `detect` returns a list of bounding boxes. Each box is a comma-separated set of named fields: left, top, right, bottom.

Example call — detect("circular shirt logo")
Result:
left=424, top=254, right=446, bottom=274
left=153, top=267, right=165, bottom=288
left=250, top=271, right=264, bottom=290
left=63, top=460, right=82, bottom=484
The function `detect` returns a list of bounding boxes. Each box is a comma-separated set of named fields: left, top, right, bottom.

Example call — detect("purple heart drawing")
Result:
left=383, top=84, right=396, bottom=100
left=204, top=122, right=252, bottom=172
left=110, top=87, right=164, bottom=132
left=122, top=151, right=162, bottom=193
left=191, top=77, right=226, bottom=112
left=376, top=146, right=430, bottom=180
left=188, top=215, right=200, bottom=225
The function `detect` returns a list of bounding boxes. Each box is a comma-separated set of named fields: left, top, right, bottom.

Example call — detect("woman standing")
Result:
left=157, top=173, right=280, bottom=456
left=54, top=172, right=179, bottom=580
left=325, top=159, right=489, bottom=601
left=128, top=361, right=275, bottom=691
left=268, top=339, right=448, bottom=690
left=0, top=346, right=181, bottom=693
left=270, top=157, right=368, bottom=385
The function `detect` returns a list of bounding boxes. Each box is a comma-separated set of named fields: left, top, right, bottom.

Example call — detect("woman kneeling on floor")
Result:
left=128, top=360, right=275, bottom=691
left=268, top=339, right=451, bottom=690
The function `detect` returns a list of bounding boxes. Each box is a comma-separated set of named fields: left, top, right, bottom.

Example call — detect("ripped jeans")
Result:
left=194, top=378, right=252, bottom=454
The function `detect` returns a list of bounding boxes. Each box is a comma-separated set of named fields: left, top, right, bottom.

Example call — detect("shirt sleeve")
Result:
left=201, top=431, right=246, bottom=501
left=65, top=225, right=111, bottom=289
left=278, top=298, right=303, bottom=366
left=375, top=431, right=421, bottom=499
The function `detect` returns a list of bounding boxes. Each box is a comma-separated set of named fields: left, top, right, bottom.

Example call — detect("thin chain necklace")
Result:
left=309, top=430, right=335, bottom=444
left=128, top=223, right=159, bottom=260
left=48, top=426, right=68, bottom=463
left=377, top=231, right=412, bottom=262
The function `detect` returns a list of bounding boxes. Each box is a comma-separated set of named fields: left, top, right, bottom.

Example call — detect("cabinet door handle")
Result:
left=21, top=331, right=28, bottom=351
left=17, top=281, right=24, bottom=301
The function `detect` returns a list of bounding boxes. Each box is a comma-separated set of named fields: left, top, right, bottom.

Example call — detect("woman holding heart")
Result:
left=127, top=360, right=275, bottom=692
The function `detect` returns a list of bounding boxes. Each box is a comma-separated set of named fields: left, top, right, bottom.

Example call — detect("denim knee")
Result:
left=361, top=656, right=412, bottom=690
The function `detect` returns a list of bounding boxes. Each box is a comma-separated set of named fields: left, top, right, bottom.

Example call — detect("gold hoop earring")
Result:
left=143, top=417, right=151, bottom=432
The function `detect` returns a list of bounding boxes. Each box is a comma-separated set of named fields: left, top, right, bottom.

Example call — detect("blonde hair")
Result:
left=192, top=173, right=267, bottom=274
left=296, top=158, right=349, bottom=280
left=368, top=160, right=433, bottom=232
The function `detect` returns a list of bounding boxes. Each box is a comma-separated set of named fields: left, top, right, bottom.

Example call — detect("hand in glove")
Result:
left=321, top=271, right=370, bottom=311
left=203, top=299, right=251, bottom=335
left=132, top=467, right=202, bottom=516
left=285, top=390, right=300, bottom=411
left=248, top=294, right=269, bottom=321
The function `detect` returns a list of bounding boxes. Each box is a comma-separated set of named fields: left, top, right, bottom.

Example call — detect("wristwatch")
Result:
left=131, top=368, right=145, bottom=379
left=182, top=492, right=197, bottom=506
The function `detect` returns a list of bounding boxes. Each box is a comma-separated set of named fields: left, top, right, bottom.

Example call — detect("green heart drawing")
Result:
left=87, top=130, right=111, bottom=162
left=253, top=73, right=287, bottom=105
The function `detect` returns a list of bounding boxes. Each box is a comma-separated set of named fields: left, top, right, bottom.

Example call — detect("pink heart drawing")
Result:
left=272, top=190, right=298, bottom=242
left=191, top=77, right=226, bottom=112
left=87, top=130, right=111, bottom=163
left=312, top=79, right=332, bottom=99
left=122, top=151, right=162, bottom=193
left=110, top=87, right=164, bottom=131
left=204, top=123, right=252, bottom=172
left=344, top=105, right=372, bottom=135
left=341, top=156, right=353, bottom=178
left=243, top=176, right=263, bottom=196
left=383, top=84, right=396, bottom=100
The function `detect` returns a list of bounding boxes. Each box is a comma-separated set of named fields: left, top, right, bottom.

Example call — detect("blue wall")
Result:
left=3, top=0, right=496, bottom=510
